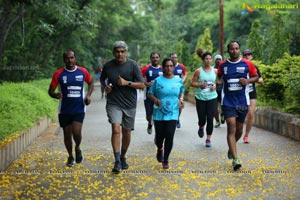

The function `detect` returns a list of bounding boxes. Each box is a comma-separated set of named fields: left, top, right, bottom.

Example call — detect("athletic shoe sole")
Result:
left=233, top=163, right=242, bottom=171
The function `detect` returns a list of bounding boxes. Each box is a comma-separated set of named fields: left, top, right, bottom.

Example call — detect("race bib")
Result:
left=227, top=79, right=242, bottom=91
left=202, top=81, right=213, bottom=92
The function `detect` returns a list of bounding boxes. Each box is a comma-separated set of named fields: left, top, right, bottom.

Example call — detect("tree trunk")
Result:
left=0, top=1, right=25, bottom=62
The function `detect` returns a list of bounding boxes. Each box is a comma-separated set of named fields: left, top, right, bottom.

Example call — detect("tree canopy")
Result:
left=0, top=0, right=299, bottom=81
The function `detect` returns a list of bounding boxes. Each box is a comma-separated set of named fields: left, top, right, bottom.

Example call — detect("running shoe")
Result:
left=162, top=161, right=170, bottom=169
left=214, top=121, right=221, bottom=128
left=66, top=156, right=74, bottom=167
left=176, top=120, right=181, bottom=128
left=221, top=114, right=225, bottom=124
left=198, top=127, right=204, bottom=138
left=243, top=136, right=249, bottom=143
left=227, top=150, right=233, bottom=159
left=75, top=149, right=83, bottom=163
left=120, top=157, right=129, bottom=170
left=156, top=148, right=163, bottom=163
left=112, top=161, right=121, bottom=174
left=232, top=158, right=242, bottom=171
left=147, top=124, right=152, bottom=135
left=205, top=139, right=212, bottom=147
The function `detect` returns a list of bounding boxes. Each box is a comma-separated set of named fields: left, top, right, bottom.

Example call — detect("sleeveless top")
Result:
left=195, top=66, right=217, bottom=101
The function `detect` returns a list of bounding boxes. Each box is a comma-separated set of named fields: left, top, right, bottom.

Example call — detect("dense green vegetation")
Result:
left=1, top=0, right=299, bottom=78
left=254, top=54, right=300, bottom=114
left=0, top=79, right=57, bottom=140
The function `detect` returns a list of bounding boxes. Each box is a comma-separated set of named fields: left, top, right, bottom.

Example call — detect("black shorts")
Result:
left=58, top=113, right=85, bottom=128
left=249, top=90, right=257, bottom=99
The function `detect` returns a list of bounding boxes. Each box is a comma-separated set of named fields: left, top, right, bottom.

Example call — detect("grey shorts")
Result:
left=106, top=104, right=136, bottom=130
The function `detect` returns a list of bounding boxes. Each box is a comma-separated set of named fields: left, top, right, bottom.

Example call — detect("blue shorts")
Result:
left=58, top=113, right=85, bottom=128
left=144, top=98, right=154, bottom=117
left=222, top=105, right=248, bottom=123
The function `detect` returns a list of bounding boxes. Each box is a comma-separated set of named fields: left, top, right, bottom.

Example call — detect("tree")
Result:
left=192, top=28, right=213, bottom=71
left=0, top=0, right=26, bottom=61
left=264, top=12, right=289, bottom=64
left=176, top=39, right=192, bottom=68
left=0, top=0, right=137, bottom=81
left=247, top=19, right=264, bottom=60
left=287, top=11, right=300, bottom=56
left=0, top=0, right=299, bottom=82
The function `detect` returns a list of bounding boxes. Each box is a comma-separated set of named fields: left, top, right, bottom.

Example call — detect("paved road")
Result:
left=1, top=85, right=300, bottom=199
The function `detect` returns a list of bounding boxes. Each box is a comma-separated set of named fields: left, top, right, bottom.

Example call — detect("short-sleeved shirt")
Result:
left=174, top=63, right=187, bottom=79
left=218, top=58, right=257, bottom=107
left=50, top=66, right=92, bottom=114
left=142, top=65, right=163, bottom=83
left=148, top=76, right=184, bottom=121
left=101, top=58, right=144, bottom=109
left=142, top=65, right=163, bottom=100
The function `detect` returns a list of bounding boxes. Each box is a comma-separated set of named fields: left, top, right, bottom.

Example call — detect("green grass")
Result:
left=0, top=79, right=58, bottom=141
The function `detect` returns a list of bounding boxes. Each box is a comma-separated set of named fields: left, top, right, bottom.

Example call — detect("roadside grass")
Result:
left=0, top=79, right=57, bottom=142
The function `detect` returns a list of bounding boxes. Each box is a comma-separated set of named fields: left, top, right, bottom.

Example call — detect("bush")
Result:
left=0, top=79, right=58, bottom=141
left=253, top=53, right=300, bottom=114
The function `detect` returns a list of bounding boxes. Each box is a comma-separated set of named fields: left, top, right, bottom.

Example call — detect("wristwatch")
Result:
left=128, top=81, right=132, bottom=86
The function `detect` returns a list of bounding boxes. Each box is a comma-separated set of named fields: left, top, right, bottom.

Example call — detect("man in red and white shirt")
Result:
left=48, top=50, right=94, bottom=167
left=218, top=41, right=258, bottom=171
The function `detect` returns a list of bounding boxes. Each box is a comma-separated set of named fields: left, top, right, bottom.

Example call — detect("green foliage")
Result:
left=287, top=11, right=300, bottom=56
left=254, top=54, right=300, bottom=114
left=175, top=39, right=192, bottom=69
left=264, top=13, right=289, bottom=64
left=276, top=54, right=300, bottom=113
left=192, top=28, right=213, bottom=71
left=0, top=79, right=58, bottom=141
left=255, top=60, right=285, bottom=105
left=184, top=70, right=195, bottom=94
left=247, top=19, right=264, bottom=60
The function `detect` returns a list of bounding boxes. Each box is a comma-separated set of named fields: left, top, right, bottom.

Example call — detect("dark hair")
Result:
left=227, top=40, right=241, bottom=51
left=162, top=58, right=175, bottom=68
left=196, top=48, right=212, bottom=60
left=149, top=52, right=160, bottom=59
left=63, top=50, right=76, bottom=59
left=169, top=53, right=176, bottom=57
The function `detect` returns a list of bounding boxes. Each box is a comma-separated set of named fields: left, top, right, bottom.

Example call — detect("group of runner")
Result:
left=49, top=40, right=263, bottom=172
